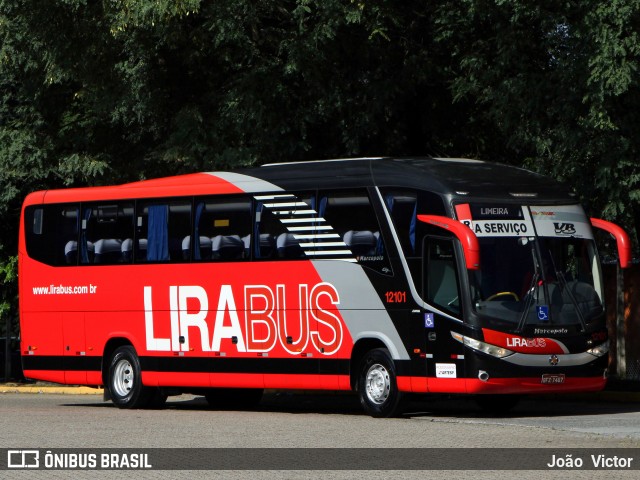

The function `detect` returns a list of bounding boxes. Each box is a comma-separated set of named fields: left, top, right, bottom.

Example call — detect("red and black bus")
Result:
left=19, top=157, right=631, bottom=416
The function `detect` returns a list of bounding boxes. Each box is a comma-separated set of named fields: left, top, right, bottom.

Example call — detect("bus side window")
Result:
left=80, top=202, right=134, bottom=265
left=380, top=188, right=448, bottom=293
left=136, top=201, right=191, bottom=263
left=193, top=196, right=251, bottom=261
left=424, top=237, right=461, bottom=316
left=24, top=204, right=80, bottom=266
left=379, top=189, right=447, bottom=257
left=320, top=190, right=391, bottom=273
left=255, top=200, right=305, bottom=260
left=381, top=192, right=417, bottom=256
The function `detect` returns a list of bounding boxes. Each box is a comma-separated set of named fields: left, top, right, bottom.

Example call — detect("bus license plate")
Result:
left=541, top=374, right=565, bottom=384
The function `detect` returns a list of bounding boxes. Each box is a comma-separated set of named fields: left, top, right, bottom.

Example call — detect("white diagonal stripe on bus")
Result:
left=254, top=194, right=295, bottom=201
left=286, top=225, right=333, bottom=231
left=280, top=217, right=325, bottom=224
left=303, top=250, right=354, bottom=256
left=272, top=210, right=317, bottom=215
left=299, top=242, right=347, bottom=248
left=293, top=233, right=341, bottom=239
left=262, top=202, right=310, bottom=208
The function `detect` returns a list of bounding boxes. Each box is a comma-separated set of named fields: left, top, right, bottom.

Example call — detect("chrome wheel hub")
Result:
left=112, top=359, right=134, bottom=397
left=365, top=363, right=390, bottom=405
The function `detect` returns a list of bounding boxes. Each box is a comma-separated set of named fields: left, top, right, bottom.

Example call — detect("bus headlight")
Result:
left=451, top=332, right=514, bottom=359
left=586, top=341, right=609, bottom=357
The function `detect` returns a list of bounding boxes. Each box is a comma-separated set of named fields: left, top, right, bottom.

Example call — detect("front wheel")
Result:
left=357, top=348, right=403, bottom=417
left=107, top=345, right=151, bottom=409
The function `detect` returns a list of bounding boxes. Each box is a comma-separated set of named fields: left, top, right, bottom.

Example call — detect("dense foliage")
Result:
left=1, top=1, right=639, bottom=331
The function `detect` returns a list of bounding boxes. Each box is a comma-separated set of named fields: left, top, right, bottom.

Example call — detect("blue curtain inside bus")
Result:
left=147, top=205, right=169, bottom=261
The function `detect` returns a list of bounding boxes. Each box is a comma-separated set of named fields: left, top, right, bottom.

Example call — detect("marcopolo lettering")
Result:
left=144, top=282, right=343, bottom=356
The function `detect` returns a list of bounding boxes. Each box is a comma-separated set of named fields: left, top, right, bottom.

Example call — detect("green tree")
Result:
left=433, top=0, right=640, bottom=244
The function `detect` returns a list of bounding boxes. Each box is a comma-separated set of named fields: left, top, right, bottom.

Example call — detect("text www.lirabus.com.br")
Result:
left=32, top=284, right=97, bottom=295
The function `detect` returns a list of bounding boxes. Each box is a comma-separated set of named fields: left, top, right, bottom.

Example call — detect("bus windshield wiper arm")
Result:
left=516, top=271, right=539, bottom=334
left=556, top=270, right=587, bottom=332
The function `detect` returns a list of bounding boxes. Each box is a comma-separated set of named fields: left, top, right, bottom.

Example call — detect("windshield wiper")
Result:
left=516, top=271, right=539, bottom=334
left=555, top=270, right=587, bottom=333
left=545, top=249, right=588, bottom=332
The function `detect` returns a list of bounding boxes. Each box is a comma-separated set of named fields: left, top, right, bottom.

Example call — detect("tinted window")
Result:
left=424, top=237, right=461, bottom=316
left=194, top=196, right=251, bottom=261
left=319, top=189, right=390, bottom=273
left=24, top=204, right=80, bottom=266
left=80, top=203, right=134, bottom=264
left=254, top=193, right=311, bottom=260
left=136, top=200, right=191, bottom=263
left=380, top=188, right=447, bottom=288
left=380, top=189, right=447, bottom=258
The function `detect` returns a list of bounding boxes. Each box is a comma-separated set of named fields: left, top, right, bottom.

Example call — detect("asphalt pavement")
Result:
left=2, top=380, right=640, bottom=402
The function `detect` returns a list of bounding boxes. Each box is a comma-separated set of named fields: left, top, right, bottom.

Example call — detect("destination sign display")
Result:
left=470, top=205, right=523, bottom=220
left=466, top=220, right=532, bottom=236
left=455, top=203, right=594, bottom=239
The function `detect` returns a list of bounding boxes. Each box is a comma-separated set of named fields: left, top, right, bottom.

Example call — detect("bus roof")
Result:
left=23, top=157, right=576, bottom=205
left=249, top=157, right=576, bottom=202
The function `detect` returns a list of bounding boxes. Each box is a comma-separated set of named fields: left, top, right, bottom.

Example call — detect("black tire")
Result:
left=107, top=345, right=151, bottom=409
left=357, top=348, right=403, bottom=418
left=475, top=394, right=520, bottom=414
left=204, top=388, right=264, bottom=410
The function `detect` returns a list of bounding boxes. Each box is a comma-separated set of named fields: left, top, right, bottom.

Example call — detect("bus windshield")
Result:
left=469, top=235, right=604, bottom=330
left=454, top=203, right=606, bottom=331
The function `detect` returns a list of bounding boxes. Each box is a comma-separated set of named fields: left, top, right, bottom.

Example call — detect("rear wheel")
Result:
left=107, top=345, right=151, bottom=409
left=357, top=348, right=403, bottom=417
left=204, top=388, right=264, bottom=409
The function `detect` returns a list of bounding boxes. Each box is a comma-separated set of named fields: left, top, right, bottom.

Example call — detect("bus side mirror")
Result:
left=417, top=215, right=480, bottom=270
left=590, top=218, right=632, bottom=269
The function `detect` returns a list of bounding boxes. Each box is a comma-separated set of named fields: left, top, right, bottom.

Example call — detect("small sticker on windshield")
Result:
left=537, top=306, right=550, bottom=321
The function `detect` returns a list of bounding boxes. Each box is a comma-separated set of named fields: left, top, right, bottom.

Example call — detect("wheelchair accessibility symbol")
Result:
left=424, top=313, right=435, bottom=328
left=537, top=305, right=549, bottom=321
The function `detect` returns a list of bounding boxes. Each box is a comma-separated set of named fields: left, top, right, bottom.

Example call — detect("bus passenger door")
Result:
left=63, top=312, right=87, bottom=384
left=422, top=236, right=466, bottom=392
